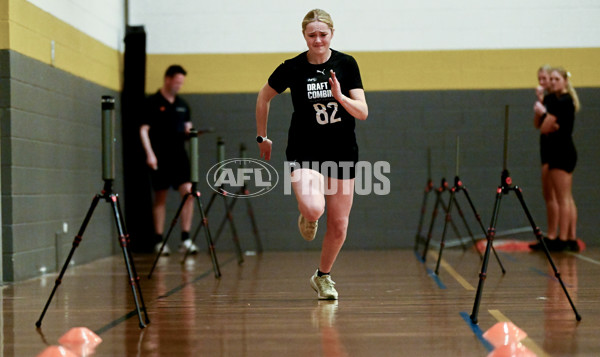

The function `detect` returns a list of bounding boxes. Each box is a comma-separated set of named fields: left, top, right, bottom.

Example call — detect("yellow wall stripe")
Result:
left=2, top=0, right=122, bottom=91
left=148, top=47, right=600, bottom=94
left=3, top=0, right=598, bottom=94
left=0, top=0, right=8, bottom=49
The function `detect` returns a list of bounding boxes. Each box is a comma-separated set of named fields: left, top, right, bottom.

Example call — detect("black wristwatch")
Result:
left=256, top=135, right=267, bottom=143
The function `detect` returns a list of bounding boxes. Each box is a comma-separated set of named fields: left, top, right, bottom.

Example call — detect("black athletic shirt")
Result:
left=142, top=90, right=191, bottom=162
left=268, top=49, right=363, bottom=163
left=545, top=93, right=575, bottom=147
left=539, top=94, right=552, bottom=164
left=545, top=93, right=577, bottom=170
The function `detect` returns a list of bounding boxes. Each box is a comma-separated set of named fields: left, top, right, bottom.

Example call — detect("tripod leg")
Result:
left=189, top=217, right=203, bottom=251
left=421, top=189, right=442, bottom=261
left=204, top=191, right=219, bottom=216
left=435, top=188, right=455, bottom=275
left=221, top=195, right=244, bottom=264
left=460, top=186, right=505, bottom=273
left=114, top=196, right=150, bottom=325
left=245, top=197, right=263, bottom=253
left=439, top=197, right=464, bottom=250
left=451, top=198, right=472, bottom=251
left=470, top=188, right=503, bottom=324
left=192, top=191, right=221, bottom=278
left=414, top=181, right=432, bottom=251
left=512, top=187, right=581, bottom=321
left=459, top=187, right=486, bottom=258
left=36, top=194, right=101, bottom=328
left=109, top=195, right=147, bottom=328
left=213, top=196, right=239, bottom=245
left=148, top=193, right=191, bottom=279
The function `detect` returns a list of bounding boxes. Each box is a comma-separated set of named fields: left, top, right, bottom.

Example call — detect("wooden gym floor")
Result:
left=2, top=245, right=599, bottom=356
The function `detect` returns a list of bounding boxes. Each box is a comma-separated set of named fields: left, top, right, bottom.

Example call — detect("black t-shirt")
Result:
left=268, top=49, right=363, bottom=162
left=142, top=90, right=191, bottom=162
left=545, top=93, right=575, bottom=151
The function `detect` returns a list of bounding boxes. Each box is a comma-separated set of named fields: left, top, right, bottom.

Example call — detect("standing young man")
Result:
left=140, top=65, right=198, bottom=255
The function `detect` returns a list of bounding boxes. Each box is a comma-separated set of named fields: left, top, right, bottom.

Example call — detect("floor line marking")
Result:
left=413, top=250, right=446, bottom=289
left=428, top=251, right=475, bottom=291
left=567, top=252, right=600, bottom=265
left=94, top=254, right=236, bottom=335
left=459, top=311, right=495, bottom=352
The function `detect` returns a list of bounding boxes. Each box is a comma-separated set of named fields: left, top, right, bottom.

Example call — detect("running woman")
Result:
left=255, top=9, right=368, bottom=299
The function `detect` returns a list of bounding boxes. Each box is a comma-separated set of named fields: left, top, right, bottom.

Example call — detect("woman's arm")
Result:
left=540, top=113, right=559, bottom=135
left=255, top=83, right=278, bottom=160
left=533, top=101, right=546, bottom=129
left=329, top=70, right=368, bottom=120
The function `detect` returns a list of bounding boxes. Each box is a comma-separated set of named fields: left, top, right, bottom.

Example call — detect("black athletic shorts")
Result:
left=286, top=160, right=357, bottom=180
left=547, top=148, right=577, bottom=174
left=149, top=156, right=191, bottom=190
left=286, top=141, right=359, bottom=180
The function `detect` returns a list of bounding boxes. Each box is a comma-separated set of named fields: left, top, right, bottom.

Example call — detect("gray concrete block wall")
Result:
left=2, top=48, right=597, bottom=280
left=1, top=50, right=123, bottom=281
left=181, top=87, right=599, bottom=252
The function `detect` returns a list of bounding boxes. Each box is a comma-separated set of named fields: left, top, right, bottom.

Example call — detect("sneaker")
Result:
left=179, top=239, right=198, bottom=254
left=567, top=239, right=580, bottom=252
left=298, top=214, right=318, bottom=241
left=310, top=270, right=338, bottom=300
left=154, top=242, right=171, bottom=256
left=529, top=237, right=556, bottom=251
left=550, top=239, right=568, bottom=252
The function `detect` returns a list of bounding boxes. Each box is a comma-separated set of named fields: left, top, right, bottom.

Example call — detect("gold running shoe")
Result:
left=310, top=270, right=338, bottom=300
left=298, top=214, right=318, bottom=241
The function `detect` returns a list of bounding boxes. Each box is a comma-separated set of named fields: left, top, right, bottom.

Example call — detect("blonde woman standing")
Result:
left=532, top=67, right=580, bottom=251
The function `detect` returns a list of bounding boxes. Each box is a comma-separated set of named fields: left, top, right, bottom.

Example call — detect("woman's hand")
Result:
left=535, top=85, right=545, bottom=102
left=328, top=70, right=369, bottom=120
left=329, top=70, right=343, bottom=102
left=534, top=101, right=546, bottom=116
left=258, top=139, right=273, bottom=161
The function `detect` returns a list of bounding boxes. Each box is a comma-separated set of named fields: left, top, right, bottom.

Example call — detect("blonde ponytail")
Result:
left=553, top=67, right=581, bottom=112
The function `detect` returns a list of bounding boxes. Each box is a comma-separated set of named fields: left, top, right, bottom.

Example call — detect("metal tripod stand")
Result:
left=201, top=137, right=245, bottom=264
left=431, top=137, right=504, bottom=275
left=148, top=129, right=221, bottom=278
left=469, top=106, right=581, bottom=323
left=211, top=143, right=263, bottom=254
left=36, top=96, right=149, bottom=329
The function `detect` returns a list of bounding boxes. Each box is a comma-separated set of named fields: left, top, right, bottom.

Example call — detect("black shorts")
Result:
left=548, top=148, right=577, bottom=173
left=286, top=141, right=359, bottom=180
left=287, top=160, right=357, bottom=180
left=150, top=156, right=191, bottom=190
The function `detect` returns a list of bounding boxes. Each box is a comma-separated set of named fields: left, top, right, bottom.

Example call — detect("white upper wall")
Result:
left=26, top=0, right=600, bottom=54
left=130, top=0, right=600, bottom=54
left=26, top=0, right=125, bottom=51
